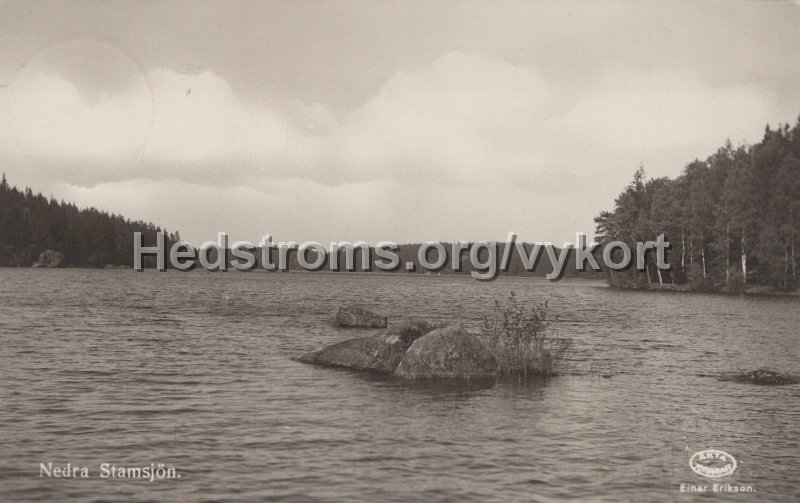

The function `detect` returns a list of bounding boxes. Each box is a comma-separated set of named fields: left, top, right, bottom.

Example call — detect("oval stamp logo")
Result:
left=689, top=449, right=737, bottom=478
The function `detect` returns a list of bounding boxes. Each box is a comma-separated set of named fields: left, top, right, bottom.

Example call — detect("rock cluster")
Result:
left=726, top=368, right=798, bottom=386
left=296, top=320, right=435, bottom=372
left=297, top=312, right=497, bottom=379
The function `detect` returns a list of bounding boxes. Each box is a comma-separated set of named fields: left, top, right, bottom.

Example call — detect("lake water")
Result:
left=1, top=269, right=798, bottom=502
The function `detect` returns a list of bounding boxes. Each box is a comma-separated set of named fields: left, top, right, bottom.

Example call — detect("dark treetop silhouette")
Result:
left=0, top=175, right=178, bottom=268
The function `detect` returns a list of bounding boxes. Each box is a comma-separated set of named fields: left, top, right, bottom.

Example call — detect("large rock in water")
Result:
left=32, top=249, right=63, bottom=268
left=329, top=306, right=387, bottom=328
left=296, top=320, right=435, bottom=372
left=395, top=326, right=497, bottom=379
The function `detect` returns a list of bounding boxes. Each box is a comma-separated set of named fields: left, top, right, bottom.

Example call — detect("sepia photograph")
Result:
left=1, top=1, right=799, bottom=501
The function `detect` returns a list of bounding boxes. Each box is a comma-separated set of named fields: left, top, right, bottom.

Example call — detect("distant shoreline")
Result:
left=0, top=266, right=606, bottom=281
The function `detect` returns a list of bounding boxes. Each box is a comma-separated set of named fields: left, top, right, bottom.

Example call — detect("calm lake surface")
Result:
left=1, top=269, right=798, bottom=502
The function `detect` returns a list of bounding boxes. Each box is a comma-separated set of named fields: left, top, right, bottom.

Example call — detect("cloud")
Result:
left=1, top=46, right=565, bottom=189
left=53, top=175, right=591, bottom=246
left=561, top=70, right=782, bottom=153
left=0, top=38, right=795, bottom=244
left=329, top=51, right=554, bottom=185
left=2, top=55, right=151, bottom=159
left=0, top=38, right=296, bottom=182
left=0, top=41, right=791, bottom=195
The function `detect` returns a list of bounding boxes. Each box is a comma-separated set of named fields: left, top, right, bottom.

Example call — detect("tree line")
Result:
left=595, top=118, right=800, bottom=292
left=0, top=174, right=604, bottom=278
left=0, top=175, right=178, bottom=267
left=182, top=241, right=603, bottom=279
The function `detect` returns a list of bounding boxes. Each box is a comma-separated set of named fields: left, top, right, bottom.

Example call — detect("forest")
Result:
left=595, top=118, right=800, bottom=292
left=0, top=174, right=601, bottom=278
left=0, top=175, right=178, bottom=267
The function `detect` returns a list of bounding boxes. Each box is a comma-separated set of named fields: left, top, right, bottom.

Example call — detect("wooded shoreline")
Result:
left=596, top=117, right=800, bottom=293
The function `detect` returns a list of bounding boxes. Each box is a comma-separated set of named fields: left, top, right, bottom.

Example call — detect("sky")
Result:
left=1, top=0, right=799, bottom=245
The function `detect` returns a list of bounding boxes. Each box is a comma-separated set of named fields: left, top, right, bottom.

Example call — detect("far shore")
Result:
left=5, top=265, right=797, bottom=297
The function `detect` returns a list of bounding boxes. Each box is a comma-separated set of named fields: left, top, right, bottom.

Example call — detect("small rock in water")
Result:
left=329, top=306, right=388, bottom=328
left=31, top=249, right=62, bottom=268
left=724, top=368, right=798, bottom=386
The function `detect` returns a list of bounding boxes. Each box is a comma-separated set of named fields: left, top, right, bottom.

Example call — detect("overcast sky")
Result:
left=1, top=0, right=799, bottom=245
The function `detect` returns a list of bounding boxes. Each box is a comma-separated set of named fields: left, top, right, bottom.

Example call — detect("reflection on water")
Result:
left=0, top=269, right=798, bottom=502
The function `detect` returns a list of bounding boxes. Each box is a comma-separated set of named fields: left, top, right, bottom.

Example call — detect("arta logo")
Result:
left=689, top=449, right=737, bottom=478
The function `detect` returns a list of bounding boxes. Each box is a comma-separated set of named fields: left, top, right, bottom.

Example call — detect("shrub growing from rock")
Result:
left=482, top=292, right=569, bottom=380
